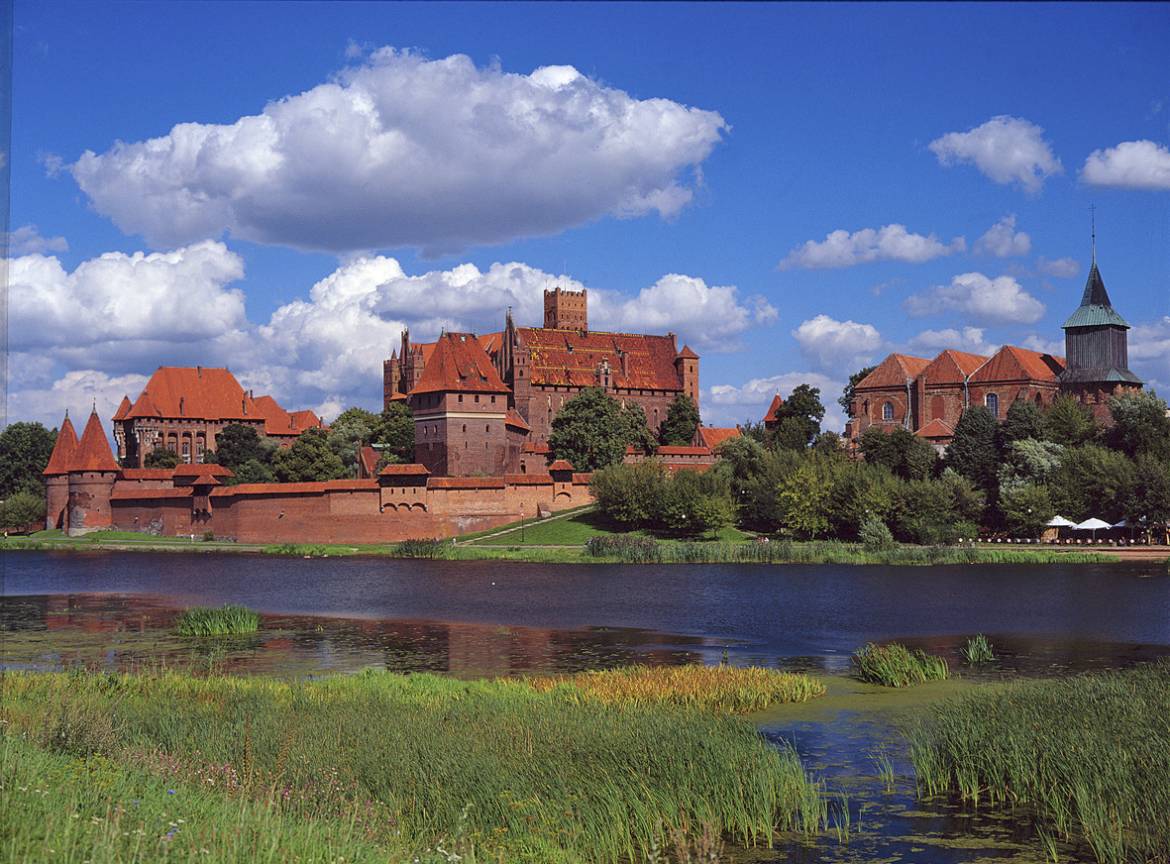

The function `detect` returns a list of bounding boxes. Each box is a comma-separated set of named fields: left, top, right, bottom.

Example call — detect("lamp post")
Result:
left=520, top=503, right=525, bottom=543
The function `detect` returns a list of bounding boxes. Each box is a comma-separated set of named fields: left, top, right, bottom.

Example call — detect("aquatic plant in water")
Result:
left=851, top=642, right=948, bottom=687
left=1, top=669, right=838, bottom=862
left=961, top=633, right=995, bottom=664
left=174, top=604, right=260, bottom=637
left=529, top=663, right=826, bottom=713
left=909, top=660, right=1170, bottom=864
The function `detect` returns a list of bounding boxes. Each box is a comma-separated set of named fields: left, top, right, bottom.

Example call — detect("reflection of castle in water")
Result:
left=3, top=594, right=710, bottom=677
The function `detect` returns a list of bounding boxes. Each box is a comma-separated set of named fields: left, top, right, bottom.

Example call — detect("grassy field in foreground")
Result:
left=1, top=668, right=833, bottom=863
left=909, top=660, right=1170, bottom=864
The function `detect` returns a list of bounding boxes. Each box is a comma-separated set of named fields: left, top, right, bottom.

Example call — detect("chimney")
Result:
left=197, top=365, right=202, bottom=377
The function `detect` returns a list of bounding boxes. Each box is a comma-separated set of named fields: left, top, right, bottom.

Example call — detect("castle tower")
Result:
left=674, top=345, right=700, bottom=408
left=42, top=412, right=79, bottom=530
left=1059, top=250, right=1142, bottom=420
left=67, top=407, right=121, bottom=535
left=543, top=286, right=587, bottom=331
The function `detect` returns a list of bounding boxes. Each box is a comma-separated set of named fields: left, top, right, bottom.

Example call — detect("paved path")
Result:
left=457, top=507, right=591, bottom=546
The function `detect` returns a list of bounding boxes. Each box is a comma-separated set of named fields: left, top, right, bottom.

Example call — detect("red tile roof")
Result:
left=74, top=410, right=120, bottom=472
left=763, top=394, right=784, bottom=423
left=112, top=396, right=132, bottom=421
left=856, top=354, right=932, bottom=390
left=43, top=414, right=79, bottom=475
left=174, top=463, right=234, bottom=477
left=428, top=477, right=507, bottom=489
left=522, top=441, right=551, bottom=454
left=571, top=473, right=593, bottom=484
left=504, top=408, right=531, bottom=431
left=676, top=344, right=699, bottom=360
left=921, top=350, right=990, bottom=385
left=211, top=482, right=328, bottom=497
left=700, top=426, right=741, bottom=449
left=290, top=409, right=324, bottom=430
left=657, top=445, right=712, bottom=456
left=547, top=459, right=575, bottom=472
left=969, top=345, right=1065, bottom=385
left=358, top=446, right=379, bottom=478
left=411, top=333, right=510, bottom=395
left=379, top=463, right=431, bottom=476
left=915, top=418, right=955, bottom=439
left=127, top=367, right=254, bottom=421
left=119, top=468, right=175, bottom=481
left=323, top=479, right=379, bottom=491
left=516, top=327, right=682, bottom=391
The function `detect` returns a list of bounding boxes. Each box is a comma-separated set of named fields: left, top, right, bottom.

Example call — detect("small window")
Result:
left=882, top=402, right=895, bottom=421
left=985, top=393, right=999, bottom=418
left=458, top=394, right=463, bottom=403
left=485, top=424, right=490, bottom=433
left=475, top=394, right=480, bottom=403
left=491, top=395, right=496, bottom=404
left=462, top=424, right=467, bottom=433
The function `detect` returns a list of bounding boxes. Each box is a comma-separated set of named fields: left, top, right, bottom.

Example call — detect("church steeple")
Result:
left=1059, top=241, right=1141, bottom=391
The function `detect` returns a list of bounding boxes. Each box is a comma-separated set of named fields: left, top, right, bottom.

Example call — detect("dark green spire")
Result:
left=1063, top=260, right=1130, bottom=330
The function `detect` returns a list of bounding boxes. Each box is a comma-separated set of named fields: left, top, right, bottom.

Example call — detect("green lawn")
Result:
left=468, top=507, right=752, bottom=546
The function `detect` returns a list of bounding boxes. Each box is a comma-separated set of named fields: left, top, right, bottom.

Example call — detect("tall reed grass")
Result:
left=173, top=605, right=260, bottom=636
left=851, top=643, right=948, bottom=687
left=1, top=669, right=837, bottom=862
left=393, top=537, right=451, bottom=558
left=908, top=661, right=1170, bottom=864
left=529, top=664, right=826, bottom=714
left=961, top=633, right=996, bottom=664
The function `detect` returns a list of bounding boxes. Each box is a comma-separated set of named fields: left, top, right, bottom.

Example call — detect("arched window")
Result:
left=985, top=393, right=999, bottom=417
left=931, top=396, right=945, bottom=421
left=881, top=402, right=894, bottom=421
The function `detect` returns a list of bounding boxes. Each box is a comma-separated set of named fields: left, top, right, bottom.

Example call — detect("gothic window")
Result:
left=882, top=402, right=894, bottom=421
left=985, top=393, right=999, bottom=417
left=931, top=396, right=945, bottom=421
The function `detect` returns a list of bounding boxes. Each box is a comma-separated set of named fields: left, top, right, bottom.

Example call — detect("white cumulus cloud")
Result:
left=792, top=314, right=883, bottom=371
left=909, top=326, right=997, bottom=357
left=929, top=115, right=1062, bottom=193
left=70, top=48, right=728, bottom=254
left=975, top=215, right=1031, bottom=257
left=1037, top=257, right=1080, bottom=278
left=779, top=223, right=964, bottom=269
left=1081, top=139, right=1170, bottom=190
left=706, top=371, right=845, bottom=432
left=904, top=272, right=1046, bottom=325
left=5, top=224, right=68, bottom=255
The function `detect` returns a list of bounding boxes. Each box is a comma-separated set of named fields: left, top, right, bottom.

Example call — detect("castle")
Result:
left=384, top=287, right=705, bottom=475
left=110, top=366, right=325, bottom=467
left=845, top=252, right=1142, bottom=447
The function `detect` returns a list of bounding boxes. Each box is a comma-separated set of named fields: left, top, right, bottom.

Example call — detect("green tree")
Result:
left=892, top=479, right=964, bottom=545
left=327, top=407, right=380, bottom=471
left=0, top=422, right=56, bottom=497
left=548, top=388, right=628, bottom=472
left=713, top=439, right=802, bottom=532
left=1126, top=454, right=1170, bottom=542
left=771, top=384, right=825, bottom=450
left=144, top=448, right=181, bottom=469
left=619, top=402, right=657, bottom=454
left=228, top=458, right=276, bottom=485
left=998, top=482, right=1055, bottom=537
left=859, top=426, right=936, bottom=480
left=999, top=438, right=1065, bottom=486
left=1043, top=395, right=1096, bottom=446
left=946, top=406, right=999, bottom=493
left=999, top=399, right=1045, bottom=446
left=1106, top=391, right=1170, bottom=461
left=1047, top=444, right=1136, bottom=523
left=213, top=424, right=275, bottom=470
left=658, top=394, right=700, bottom=446
left=373, top=402, right=415, bottom=462
left=272, top=428, right=348, bottom=482
left=590, top=461, right=667, bottom=527
left=825, top=462, right=899, bottom=540
left=776, top=456, right=836, bottom=538
left=839, top=366, right=877, bottom=417
left=655, top=469, right=734, bottom=536
left=0, top=490, right=47, bottom=530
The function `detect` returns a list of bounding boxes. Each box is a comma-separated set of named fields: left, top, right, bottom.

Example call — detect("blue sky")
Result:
left=8, top=1, right=1170, bottom=432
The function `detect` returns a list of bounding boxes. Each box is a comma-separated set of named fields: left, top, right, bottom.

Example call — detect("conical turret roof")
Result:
left=1063, top=261, right=1130, bottom=330
left=43, top=414, right=80, bottom=475
left=73, top=409, right=120, bottom=472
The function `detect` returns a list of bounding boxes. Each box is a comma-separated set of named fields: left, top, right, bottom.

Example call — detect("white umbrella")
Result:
left=1112, top=519, right=1128, bottom=528
left=1046, top=516, right=1076, bottom=527
left=1074, top=517, right=1112, bottom=541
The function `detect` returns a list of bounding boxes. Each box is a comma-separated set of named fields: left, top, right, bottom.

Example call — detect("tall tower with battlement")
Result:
left=543, top=286, right=587, bottom=330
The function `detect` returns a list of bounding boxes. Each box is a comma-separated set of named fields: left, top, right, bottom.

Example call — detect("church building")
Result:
left=846, top=250, right=1142, bottom=448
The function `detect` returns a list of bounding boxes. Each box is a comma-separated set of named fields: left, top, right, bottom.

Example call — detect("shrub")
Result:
left=393, top=538, right=448, bottom=559
left=585, top=534, right=661, bottom=562
left=859, top=515, right=895, bottom=550
left=851, top=642, right=948, bottom=687
left=174, top=604, right=260, bottom=637
left=961, top=634, right=995, bottom=664
left=0, top=490, right=46, bottom=530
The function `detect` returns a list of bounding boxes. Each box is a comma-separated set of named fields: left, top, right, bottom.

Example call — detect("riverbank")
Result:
left=1, top=667, right=834, bottom=863
left=1, top=522, right=1138, bottom=565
